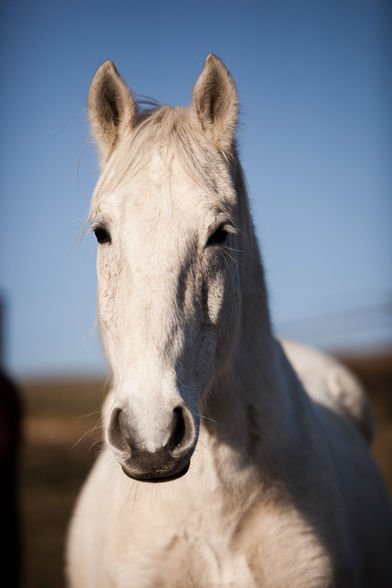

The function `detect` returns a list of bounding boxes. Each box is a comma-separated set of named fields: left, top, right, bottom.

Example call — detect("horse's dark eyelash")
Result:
left=94, top=226, right=111, bottom=245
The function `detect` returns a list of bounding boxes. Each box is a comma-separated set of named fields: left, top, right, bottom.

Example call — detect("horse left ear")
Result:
left=191, top=54, right=238, bottom=152
left=88, top=60, right=137, bottom=166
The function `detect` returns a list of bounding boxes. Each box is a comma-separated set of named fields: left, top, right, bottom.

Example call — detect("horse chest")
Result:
left=99, top=482, right=250, bottom=587
left=109, top=514, right=258, bottom=588
left=107, top=487, right=335, bottom=588
left=163, top=532, right=257, bottom=588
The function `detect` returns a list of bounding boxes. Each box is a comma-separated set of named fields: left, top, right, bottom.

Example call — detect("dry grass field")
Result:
left=16, top=351, right=392, bottom=587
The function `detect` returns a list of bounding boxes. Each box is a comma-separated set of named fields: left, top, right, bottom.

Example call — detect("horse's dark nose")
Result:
left=107, top=405, right=196, bottom=482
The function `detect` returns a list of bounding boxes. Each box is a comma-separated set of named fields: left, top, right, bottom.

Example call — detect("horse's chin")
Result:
left=120, top=460, right=190, bottom=483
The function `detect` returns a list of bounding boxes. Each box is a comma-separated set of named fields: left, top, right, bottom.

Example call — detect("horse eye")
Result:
left=207, top=226, right=228, bottom=247
left=94, top=227, right=111, bottom=245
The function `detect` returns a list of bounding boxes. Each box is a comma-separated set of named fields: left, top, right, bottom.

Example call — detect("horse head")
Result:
left=88, top=55, right=248, bottom=482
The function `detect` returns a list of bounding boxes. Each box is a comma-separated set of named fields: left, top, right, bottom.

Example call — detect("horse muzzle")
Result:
left=107, top=404, right=197, bottom=482
left=121, top=452, right=191, bottom=483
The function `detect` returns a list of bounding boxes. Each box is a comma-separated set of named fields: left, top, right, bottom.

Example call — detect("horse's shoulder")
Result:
left=232, top=494, right=334, bottom=587
left=279, top=338, right=373, bottom=443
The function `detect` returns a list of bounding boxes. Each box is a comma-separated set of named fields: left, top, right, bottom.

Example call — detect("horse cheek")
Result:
left=96, top=250, right=120, bottom=367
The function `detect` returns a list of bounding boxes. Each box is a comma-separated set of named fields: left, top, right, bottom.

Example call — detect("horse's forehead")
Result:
left=121, top=151, right=225, bottom=230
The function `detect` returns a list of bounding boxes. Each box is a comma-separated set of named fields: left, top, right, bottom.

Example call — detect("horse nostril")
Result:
left=108, top=408, right=131, bottom=454
left=167, top=405, right=196, bottom=457
left=168, top=407, right=186, bottom=452
left=108, top=404, right=195, bottom=463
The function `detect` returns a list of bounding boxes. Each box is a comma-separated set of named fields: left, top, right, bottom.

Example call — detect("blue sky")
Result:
left=0, top=0, right=391, bottom=376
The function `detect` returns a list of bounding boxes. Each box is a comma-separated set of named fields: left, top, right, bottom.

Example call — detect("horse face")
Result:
left=88, top=56, right=241, bottom=482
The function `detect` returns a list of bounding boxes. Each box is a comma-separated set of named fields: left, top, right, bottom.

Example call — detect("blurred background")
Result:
left=0, top=1, right=391, bottom=586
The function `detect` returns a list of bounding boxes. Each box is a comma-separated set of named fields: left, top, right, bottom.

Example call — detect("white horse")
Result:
left=67, top=55, right=392, bottom=587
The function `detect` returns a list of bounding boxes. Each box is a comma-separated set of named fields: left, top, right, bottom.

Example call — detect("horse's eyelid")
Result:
left=216, top=223, right=237, bottom=236
left=90, top=223, right=108, bottom=233
left=89, top=222, right=99, bottom=233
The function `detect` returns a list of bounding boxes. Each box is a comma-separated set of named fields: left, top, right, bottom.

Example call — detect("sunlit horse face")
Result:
left=88, top=55, right=242, bottom=482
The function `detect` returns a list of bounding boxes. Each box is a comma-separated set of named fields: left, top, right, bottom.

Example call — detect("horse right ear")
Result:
left=88, top=61, right=137, bottom=166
